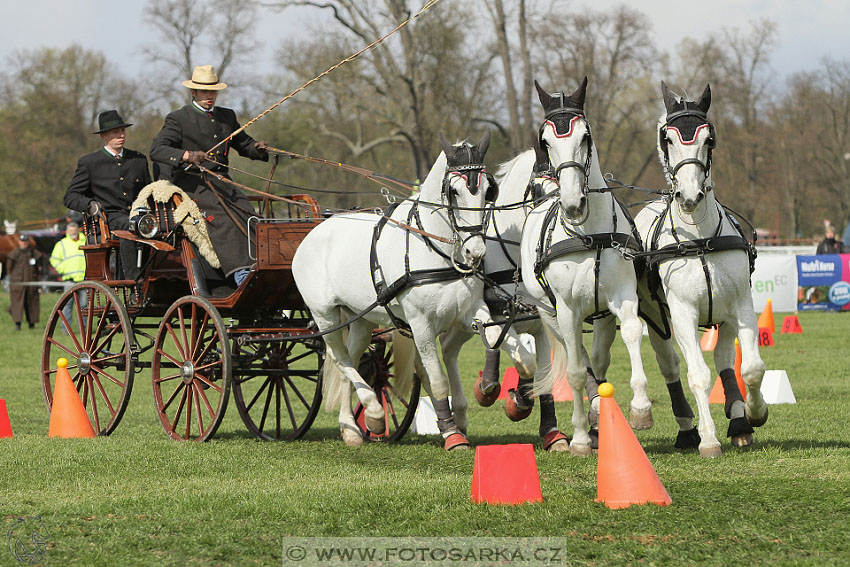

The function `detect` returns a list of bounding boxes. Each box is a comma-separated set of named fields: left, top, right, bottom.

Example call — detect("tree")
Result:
left=0, top=46, right=144, bottom=223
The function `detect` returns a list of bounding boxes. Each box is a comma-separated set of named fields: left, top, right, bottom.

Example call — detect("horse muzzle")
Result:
left=674, top=190, right=704, bottom=213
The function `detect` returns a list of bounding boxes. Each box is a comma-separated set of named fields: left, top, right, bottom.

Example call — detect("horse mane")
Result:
left=657, top=111, right=671, bottom=185
left=495, top=149, right=536, bottom=203
left=419, top=150, right=448, bottom=198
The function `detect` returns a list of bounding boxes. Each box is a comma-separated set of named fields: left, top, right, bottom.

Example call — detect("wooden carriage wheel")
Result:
left=41, top=281, right=135, bottom=435
left=231, top=332, right=324, bottom=441
left=352, top=335, right=421, bottom=442
left=151, top=296, right=231, bottom=442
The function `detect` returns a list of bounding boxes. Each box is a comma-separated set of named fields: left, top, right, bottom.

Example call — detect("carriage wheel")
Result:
left=152, top=296, right=230, bottom=442
left=353, top=336, right=421, bottom=442
left=232, top=336, right=324, bottom=441
left=41, top=281, right=135, bottom=435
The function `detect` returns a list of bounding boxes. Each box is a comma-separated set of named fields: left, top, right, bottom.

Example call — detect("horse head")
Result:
left=437, top=130, right=492, bottom=269
left=534, top=78, right=592, bottom=222
left=659, top=81, right=715, bottom=213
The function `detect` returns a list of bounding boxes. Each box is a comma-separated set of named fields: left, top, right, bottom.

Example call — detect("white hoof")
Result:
left=547, top=439, right=570, bottom=452
left=731, top=433, right=754, bottom=448
left=629, top=405, right=654, bottom=430
left=699, top=444, right=722, bottom=458
left=570, top=443, right=592, bottom=457
left=340, top=426, right=364, bottom=447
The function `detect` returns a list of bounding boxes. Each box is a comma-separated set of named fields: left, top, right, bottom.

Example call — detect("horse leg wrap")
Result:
left=515, top=378, right=535, bottom=409
left=666, top=380, right=695, bottom=419
left=727, top=416, right=754, bottom=438
left=719, top=368, right=745, bottom=419
left=480, top=348, right=501, bottom=387
left=433, top=398, right=457, bottom=437
left=538, top=394, right=557, bottom=438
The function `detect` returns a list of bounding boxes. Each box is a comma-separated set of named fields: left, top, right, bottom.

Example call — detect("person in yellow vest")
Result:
left=50, top=222, right=87, bottom=332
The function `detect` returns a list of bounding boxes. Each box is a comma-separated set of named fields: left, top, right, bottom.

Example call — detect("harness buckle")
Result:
left=381, top=187, right=396, bottom=204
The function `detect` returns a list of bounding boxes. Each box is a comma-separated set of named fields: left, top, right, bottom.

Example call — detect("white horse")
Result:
left=519, top=79, right=652, bottom=456
left=292, top=132, right=492, bottom=450
left=439, top=141, right=572, bottom=452
left=634, top=82, right=768, bottom=458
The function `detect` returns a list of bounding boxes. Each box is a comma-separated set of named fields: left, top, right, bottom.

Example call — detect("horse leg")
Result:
left=647, top=327, right=700, bottom=450
left=440, top=327, right=470, bottom=435
left=555, top=307, right=593, bottom=456
left=607, top=295, right=653, bottom=430
left=670, top=302, right=721, bottom=458
left=736, top=303, right=768, bottom=428
left=713, top=324, right=753, bottom=448
left=410, top=321, right=469, bottom=451
left=533, top=328, right=569, bottom=452
left=588, top=315, right=617, bottom=430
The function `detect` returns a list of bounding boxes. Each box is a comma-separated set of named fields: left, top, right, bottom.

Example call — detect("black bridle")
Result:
left=659, top=106, right=716, bottom=192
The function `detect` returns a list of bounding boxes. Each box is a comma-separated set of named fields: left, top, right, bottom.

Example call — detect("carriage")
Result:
left=39, top=180, right=420, bottom=442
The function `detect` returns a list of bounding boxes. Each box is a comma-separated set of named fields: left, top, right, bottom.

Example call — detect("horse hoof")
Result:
left=570, top=443, right=592, bottom=457
left=444, top=432, right=471, bottom=451
left=340, top=426, right=364, bottom=447
left=629, top=406, right=653, bottom=430
left=699, top=444, right=722, bottom=459
left=731, top=433, right=754, bottom=448
left=364, top=413, right=386, bottom=435
left=674, top=428, right=701, bottom=450
left=505, top=390, right=533, bottom=422
left=473, top=373, right=500, bottom=407
left=747, top=406, right=769, bottom=428
left=543, top=430, right=569, bottom=452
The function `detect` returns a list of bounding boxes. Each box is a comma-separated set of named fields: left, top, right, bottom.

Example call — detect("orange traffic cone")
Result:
left=757, top=299, right=775, bottom=333
left=700, top=326, right=718, bottom=352
left=708, top=341, right=746, bottom=403
left=595, top=384, right=672, bottom=509
left=0, top=399, right=12, bottom=438
left=48, top=358, right=96, bottom=438
left=781, top=315, right=803, bottom=334
left=471, top=444, right=543, bottom=505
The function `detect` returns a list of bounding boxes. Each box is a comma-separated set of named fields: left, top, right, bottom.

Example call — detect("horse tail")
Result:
left=389, top=331, right=416, bottom=400
left=321, top=328, right=349, bottom=412
left=533, top=324, right=568, bottom=397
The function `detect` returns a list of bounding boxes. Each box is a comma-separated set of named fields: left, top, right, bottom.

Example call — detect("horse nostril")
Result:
left=674, top=191, right=683, bottom=201
left=579, top=196, right=587, bottom=209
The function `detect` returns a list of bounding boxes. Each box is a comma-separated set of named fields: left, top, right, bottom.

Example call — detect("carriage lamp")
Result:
left=129, top=207, right=159, bottom=239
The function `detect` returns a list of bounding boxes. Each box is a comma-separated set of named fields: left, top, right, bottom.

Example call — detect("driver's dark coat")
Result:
left=149, top=104, right=268, bottom=276
left=64, top=148, right=152, bottom=230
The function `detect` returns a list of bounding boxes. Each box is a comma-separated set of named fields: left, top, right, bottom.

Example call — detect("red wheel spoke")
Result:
left=47, top=336, right=80, bottom=358
left=88, top=300, right=110, bottom=352
left=161, top=382, right=185, bottom=412
left=194, top=372, right=222, bottom=394
left=179, top=306, right=190, bottom=363
left=185, top=384, right=193, bottom=439
left=89, top=364, right=124, bottom=388
left=58, top=310, right=84, bottom=354
left=154, top=373, right=182, bottom=384
left=192, top=384, right=204, bottom=435
left=194, top=335, right=219, bottom=368
left=156, top=347, right=183, bottom=367
left=90, top=373, right=117, bottom=416
left=196, top=383, right=216, bottom=417
left=84, top=292, right=98, bottom=349
left=170, top=387, right=188, bottom=434
left=194, top=360, right=223, bottom=373
left=165, top=322, right=187, bottom=359
left=73, top=292, right=86, bottom=346
left=90, top=323, right=121, bottom=358
left=275, top=377, right=282, bottom=438
left=385, top=383, right=411, bottom=409
left=88, top=377, right=101, bottom=432
left=190, top=311, right=210, bottom=360
left=384, top=393, right=401, bottom=429
left=80, top=378, right=90, bottom=409
left=92, top=352, right=125, bottom=365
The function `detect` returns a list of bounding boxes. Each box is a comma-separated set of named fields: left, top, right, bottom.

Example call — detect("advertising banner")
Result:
left=796, top=254, right=850, bottom=311
left=751, top=253, right=798, bottom=312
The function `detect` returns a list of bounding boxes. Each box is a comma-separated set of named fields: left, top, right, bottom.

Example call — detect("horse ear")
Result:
left=534, top=79, right=551, bottom=109
left=438, top=131, right=454, bottom=157
left=570, top=76, right=588, bottom=108
left=477, top=129, right=491, bottom=158
left=661, top=81, right=676, bottom=112
left=697, top=84, right=711, bottom=113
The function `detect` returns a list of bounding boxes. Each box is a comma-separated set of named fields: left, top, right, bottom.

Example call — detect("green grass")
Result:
left=1, top=290, right=849, bottom=566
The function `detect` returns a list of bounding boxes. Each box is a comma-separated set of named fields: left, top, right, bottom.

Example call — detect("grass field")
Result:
left=1, top=290, right=849, bottom=566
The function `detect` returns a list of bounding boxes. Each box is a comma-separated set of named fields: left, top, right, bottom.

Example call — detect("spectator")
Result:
left=816, top=226, right=845, bottom=254
left=50, top=222, right=87, bottom=332
left=6, top=234, right=43, bottom=330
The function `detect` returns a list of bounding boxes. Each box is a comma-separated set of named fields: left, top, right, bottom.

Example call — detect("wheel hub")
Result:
left=78, top=352, right=92, bottom=375
left=180, top=361, right=195, bottom=383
